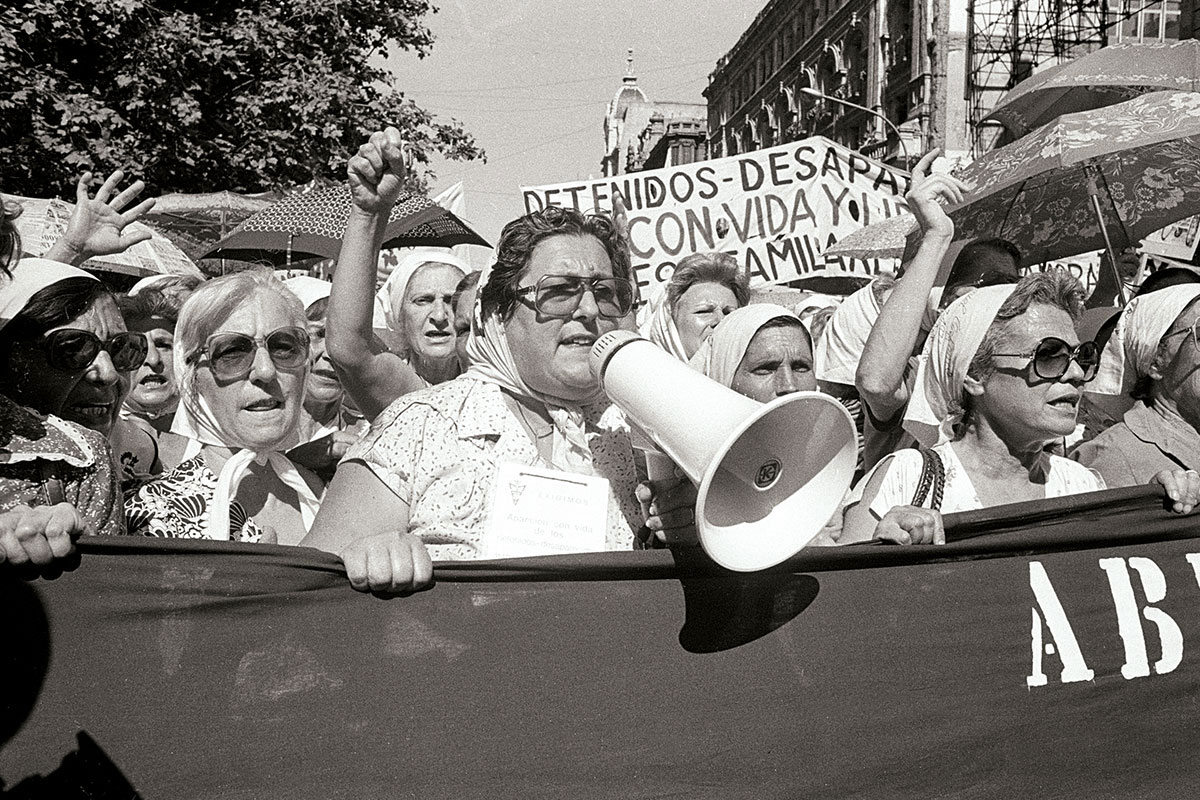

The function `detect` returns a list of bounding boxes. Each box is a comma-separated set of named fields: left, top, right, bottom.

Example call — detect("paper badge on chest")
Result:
left=483, top=462, right=609, bottom=559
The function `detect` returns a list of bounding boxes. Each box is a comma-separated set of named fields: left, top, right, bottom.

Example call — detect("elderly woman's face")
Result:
left=505, top=234, right=619, bottom=401
left=396, top=263, right=462, bottom=363
left=974, top=304, right=1085, bottom=445
left=194, top=293, right=306, bottom=451
left=731, top=323, right=817, bottom=403
left=675, top=281, right=739, bottom=359
left=125, top=316, right=177, bottom=415
left=9, top=294, right=133, bottom=438
left=304, top=314, right=342, bottom=406
left=1154, top=301, right=1200, bottom=425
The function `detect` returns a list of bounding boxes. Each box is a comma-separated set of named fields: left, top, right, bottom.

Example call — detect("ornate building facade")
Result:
left=601, top=52, right=708, bottom=176
left=704, top=0, right=937, bottom=167
left=705, top=0, right=1185, bottom=166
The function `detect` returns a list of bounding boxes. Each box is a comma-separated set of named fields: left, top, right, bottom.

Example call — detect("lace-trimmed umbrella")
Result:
left=983, top=40, right=1200, bottom=141
left=11, top=196, right=203, bottom=279
left=202, top=187, right=489, bottom=265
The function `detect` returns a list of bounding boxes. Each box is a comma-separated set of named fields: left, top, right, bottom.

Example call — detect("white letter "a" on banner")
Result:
left=1028, top=561, right=1095, bottom=688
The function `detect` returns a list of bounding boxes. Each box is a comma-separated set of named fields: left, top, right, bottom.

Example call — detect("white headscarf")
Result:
left=1, top=258, right=97, bottom=332
left=283, top=276, right=332, bottom=312
left=462, top=260, right=602, bottom=474
left=903, top=284, right=1016, bottom=448
left=170, top=287, right=320, bottom=540
left=372, top=248, right=469, bottom=332
left=639, top=282, right=690, bottom=362
left=690, top=304, right=805, bottom=389
left=1090, top=284, right=1200, bottom=397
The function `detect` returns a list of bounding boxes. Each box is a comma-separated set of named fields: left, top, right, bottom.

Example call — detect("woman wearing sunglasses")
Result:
left=125, top=270, right=321, bottom=543
left=0, top=253, right=126, bottom=556
left=303, top=128, right=644, bottom=592
left=1073, top=285, right=1200, bottom=512
left=840, top=271, right=1107, bottom=545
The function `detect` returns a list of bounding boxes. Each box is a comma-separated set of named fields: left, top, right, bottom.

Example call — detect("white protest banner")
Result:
left=521, top=136, right=910, bottom=293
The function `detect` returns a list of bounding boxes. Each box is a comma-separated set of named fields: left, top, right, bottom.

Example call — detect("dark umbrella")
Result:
left=983, top=40, right=1200, bottom=141
left=201, top=188, right=489, bottom=264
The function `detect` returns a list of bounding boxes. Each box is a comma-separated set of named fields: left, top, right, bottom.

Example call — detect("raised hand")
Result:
left=45, top=170, right=157, bottom=266
left=905, top=149, right=969, bottom=241
left=347, top=127, right=409, bottom=215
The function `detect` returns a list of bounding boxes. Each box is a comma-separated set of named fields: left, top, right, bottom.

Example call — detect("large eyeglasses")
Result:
left=190, top=327, right=310, bottom=381
left=42, top=329, right=149, bottom=373
left=1162, top=319, right=1200, bottom=349
left=993, top=337, right=1100, bottom=382
left=514, top=275, right=635, bottom=319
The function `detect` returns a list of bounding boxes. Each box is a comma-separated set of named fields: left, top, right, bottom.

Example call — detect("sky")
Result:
left=384, top=0, right=768, bottom=265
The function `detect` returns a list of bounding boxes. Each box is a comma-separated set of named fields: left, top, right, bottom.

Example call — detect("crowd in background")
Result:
left=5, top=128, right=1200, bottom=593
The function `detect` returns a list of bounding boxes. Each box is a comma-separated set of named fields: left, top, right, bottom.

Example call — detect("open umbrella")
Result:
left=830, top=91, right=1200, bottom=303
left=202, top=187, right=489, bottom=265
left=11, top=196, right=203, bottom=280
left=145, top=190, right=279, bottom=261
left=983, top=40, right=1200, bottom=140
left=824, top=213, right=917, bottom=261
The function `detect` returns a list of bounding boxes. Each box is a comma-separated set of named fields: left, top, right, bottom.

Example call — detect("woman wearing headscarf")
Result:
left=124, top=270, right=322, bottom=544
left=0, top=209, right=125, bottom=556
left=690, top=303, right=817, bottom=402
left=841, top=271, right=1106, bottom=545
left=1072, top=285, right=1200, bottom=511
left=117, top=287, right=188, bottom=437
left=282, top=276, right=366, bottom=482
left=304, top=128, right=643, bottom=592
left=640, top=251, right=749, bottom=362
left=326, top=225, right=466, bottom=421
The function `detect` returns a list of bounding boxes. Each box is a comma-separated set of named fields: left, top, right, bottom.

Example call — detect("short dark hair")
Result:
left=117, top=288, right=185, bottom=328
left=305, top=296, right=329, bottom=322
left=0, top=277, right=112, bottom=376
left=666, top=252, right=750, bottom=311
left=0, top=196, right=21, bottom=277
left=955, top=238, right=1022, bottom=274
left=480, top=207, right=631, bottom=322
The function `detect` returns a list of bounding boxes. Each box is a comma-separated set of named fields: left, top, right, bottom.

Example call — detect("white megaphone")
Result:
left=590, top=330, right=857, bottom=572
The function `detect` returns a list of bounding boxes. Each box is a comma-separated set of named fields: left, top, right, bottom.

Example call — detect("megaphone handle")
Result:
left=645, top=451, right=677, bottom=483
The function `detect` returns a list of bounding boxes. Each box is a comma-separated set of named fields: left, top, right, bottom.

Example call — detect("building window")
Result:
left=1105, top=0, right=1181, bottom=42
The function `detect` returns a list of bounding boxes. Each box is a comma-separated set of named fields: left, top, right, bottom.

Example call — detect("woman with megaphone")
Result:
left=303, top=128, right=649, bottom=593
left=840, top=271, right=1107, bottom=545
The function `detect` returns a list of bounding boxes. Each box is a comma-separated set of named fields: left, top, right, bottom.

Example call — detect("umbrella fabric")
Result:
left=984, top=41, right=1200, bottom=139
left=10, top=196, right=203, bottom=280
left=951, top=91, right=1200, bottom=264
left=202, top=188, right=489, bottom=265
left=823, top=213, right=917, bottom=261
left=145, top=190, right=279, bottom=261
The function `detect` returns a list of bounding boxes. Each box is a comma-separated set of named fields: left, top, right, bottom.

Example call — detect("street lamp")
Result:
left=798, top=87, right=911, bottom=167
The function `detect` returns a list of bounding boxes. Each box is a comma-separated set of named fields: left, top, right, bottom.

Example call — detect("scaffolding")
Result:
left=965, top=0, right=1111, bottom=155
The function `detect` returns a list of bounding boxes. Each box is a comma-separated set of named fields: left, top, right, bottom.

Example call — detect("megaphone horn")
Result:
left=591, top=330, right=857, bottom=572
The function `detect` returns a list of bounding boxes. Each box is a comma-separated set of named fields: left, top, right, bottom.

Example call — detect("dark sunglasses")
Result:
left=190, top=327, right=310, bottom=381
left=42, top=329, right=149, bottom=373
left=993, top=337, right=1100, bottom=382
left=514, top=275, right=635, bottom=320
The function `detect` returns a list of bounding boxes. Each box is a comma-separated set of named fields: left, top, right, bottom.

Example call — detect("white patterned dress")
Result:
left=344, top=377, right=642, bottom=560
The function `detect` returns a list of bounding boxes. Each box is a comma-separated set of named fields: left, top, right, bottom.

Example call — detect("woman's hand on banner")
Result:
left=340, top=530, right=434, bottom=595
left=347, top=127, right=409, bottom=216
left=0, top=503, right=88, bottom=568
left=873, top=504, right=945, bottom=545
left=1153, top=468, right=1200, bottom=515
left=906, top=149, right=968, bottom=241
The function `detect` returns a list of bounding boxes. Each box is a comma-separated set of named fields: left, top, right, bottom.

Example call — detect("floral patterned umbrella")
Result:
left=202, top=187, right=489, bottom=265
left=951, top=91, right=1200, bottom=264
left=830, top=91, right=1200, bottom=281
left=983, top=41, right=1200, bottom=140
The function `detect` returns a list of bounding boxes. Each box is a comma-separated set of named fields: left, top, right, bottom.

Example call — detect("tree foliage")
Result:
left=0, top=0, right=483, bottom=197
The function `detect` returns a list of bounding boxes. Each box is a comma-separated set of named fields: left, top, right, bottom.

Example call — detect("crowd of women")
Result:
left=4, top=128, right=1200, bottom=592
